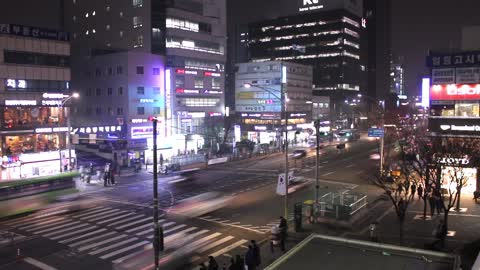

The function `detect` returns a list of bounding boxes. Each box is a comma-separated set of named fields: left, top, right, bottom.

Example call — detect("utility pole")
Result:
left=151, top=117, right=163, bottom=269
left=281, top=63, right=289, bottom=220
left=314, top=120, right=320, bottom=205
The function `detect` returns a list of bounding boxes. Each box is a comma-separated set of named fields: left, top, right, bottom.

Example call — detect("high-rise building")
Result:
left=64, top=0, right=226, bottom=163
left=390, top=55, right=404, bottom=96
left=364, top=0, right=391, bottom=102
left=246, top=0, right=364, bottom=125
left=235, top=61, right=312, bottom=144
left=0, top=24, right=74, bottom=180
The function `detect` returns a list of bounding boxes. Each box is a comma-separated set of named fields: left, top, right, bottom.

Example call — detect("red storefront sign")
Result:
left=430, top=84, right=480, bottom=100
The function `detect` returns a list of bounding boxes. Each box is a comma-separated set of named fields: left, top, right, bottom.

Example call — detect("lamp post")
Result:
left=243, top=64, right=289, bottom=219
left=149, top=116, right=164, bottom=270
left=58, top=92, right=79, bottom=173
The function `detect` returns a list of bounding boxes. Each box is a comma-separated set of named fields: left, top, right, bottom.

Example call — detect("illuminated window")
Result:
left=455, top=103, right=479, bottom=117
left=106, top=6, right=110, bottom=11
left=194, top=77, right=204, bottom=88
left=212, top=77, right=221, bottom=89
left=137, top=86, right=145, bottom=94
left=133, top=0, right=143, bottom=7
left=133, top=16, right=143, bottom=28
left=85, top=12, right=89, bottom=18
left=344, top=28, right=359, bottom=38
left=176, top=76, right=185, bottom=88
left=92, top=11, right=96, bottom=16
left=134, top=35, right=143, bottom=48
left=179, top=98, right=220, bottom=107
left=137, top=107, right=145, bottom=115
left=342, top=17, right=360, bottom=28
left=166, top=17, right=199, bottom=32
left=106, top=25, right=110, bottom=30
left=85, top=30, right=89, bottom=35
left=92, top=29, right=96, bottom=34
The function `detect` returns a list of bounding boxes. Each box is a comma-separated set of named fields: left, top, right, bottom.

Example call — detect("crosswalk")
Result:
left=199, top=213, right=295, bottom=234
left=0, top=206, right=248, bottom=267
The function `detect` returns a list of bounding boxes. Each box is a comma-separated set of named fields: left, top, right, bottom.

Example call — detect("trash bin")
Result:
left=294, top=202, right=302, bottom=232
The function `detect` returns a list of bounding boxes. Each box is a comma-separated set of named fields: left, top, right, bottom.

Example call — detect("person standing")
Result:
left=208, top=256, right=219, bottom=270
left=428, top=193, right=436, bottom=217
left=251, top=240, right=261, bottom=268
left=410, top=183, right=417, bottom=197
left=234, top=255, right=244, bottom=270
left=245, top=245, right=256, bottom=270
left=369, top=222, right=379, bottom=242
left=278, top=216, right=287, bottom=251
left=109, top=166, right=116, bottom=185
left=417, top=185, right=424, bottom=200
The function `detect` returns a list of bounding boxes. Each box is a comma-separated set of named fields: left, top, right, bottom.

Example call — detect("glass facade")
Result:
left=3, top=107, right=66, bottom=129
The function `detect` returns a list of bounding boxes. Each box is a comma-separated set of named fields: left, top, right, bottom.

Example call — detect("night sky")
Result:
left=3, top=0, right=480, bottom=95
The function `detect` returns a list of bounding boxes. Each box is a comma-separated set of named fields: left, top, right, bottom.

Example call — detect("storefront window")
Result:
left=3, top=134, right=66, bottom=156
left=3, top=107, right=66, bottom=129
left=430, top=105, right=454, bottom=117
left=455, top=103, right=479, bottom=117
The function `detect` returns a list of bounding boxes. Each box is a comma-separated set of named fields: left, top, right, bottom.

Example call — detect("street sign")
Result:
left=368, top=128, right=385, bottom=138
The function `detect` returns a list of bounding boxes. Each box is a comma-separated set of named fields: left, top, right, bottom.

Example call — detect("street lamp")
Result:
left=242, top=69, right=289, bottom=219
left=58, top=92, right=79, bottom=172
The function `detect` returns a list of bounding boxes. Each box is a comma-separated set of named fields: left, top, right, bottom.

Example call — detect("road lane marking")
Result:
left=43, top=223, right=91, bottom=237
left=72, top=207, right=114, bottom=218
left=185, top=232, right=221, bottom=249
left=116, top=217, right=152, bottom=229
left=322, top=172, right=334, bottom=176
left=101, top=240, right=150, bottom=260
left=97, top=212, right=136, bottom=224
left=198, top=217, right=265, bottom=234
left=89, top=237, right=138, bottom=255
left=77, top=235, right=126, bottom=251
left=60, top=228, right=108, bottom=244
left=50, top=225, right=98, bottom=240
left=24, top=257, right=58, bottom=270
left=18, top=217, right=66, bottom=230
left=88, top=210, right=128, bottom=222
left=77, top=208, right=121, bottom=220
left=163, top=224, right=187, bottom=234
left=33, top=221, right=81, bottom=234
left=125, top=219, right=165, bottom=233
left=208, top=239, right=248, bottom=258
left=109, top=215, right=146, bottom=227
left=69, top=231, right=116, bottom=247
left=346, top=164, right=355, bottom=168
left=196, top=236, right=234, bottom=253
left=159, top=227, right=198, bottom=241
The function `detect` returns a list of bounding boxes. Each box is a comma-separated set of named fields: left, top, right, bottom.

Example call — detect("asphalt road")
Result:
left=0, top=136, right=380, bottom=270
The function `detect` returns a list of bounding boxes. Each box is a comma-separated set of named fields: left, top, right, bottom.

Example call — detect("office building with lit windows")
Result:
left=0, top=24, right=75, bottom=180
left=247, top=1, right=365, bottom=123
left=64, top=0, right=226, bottom=163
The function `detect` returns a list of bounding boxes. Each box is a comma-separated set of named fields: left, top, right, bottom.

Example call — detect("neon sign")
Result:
left=430, top=84, right=480, bottom=100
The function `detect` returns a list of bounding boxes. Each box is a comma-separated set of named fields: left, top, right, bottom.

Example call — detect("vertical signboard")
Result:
left=165, top=69, right=172, bottom=136
left=422, top=77, right=430, bottom=108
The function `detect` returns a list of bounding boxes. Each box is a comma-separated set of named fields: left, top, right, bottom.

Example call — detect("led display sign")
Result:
left=5, top=100, right=36, bottom=106
left=430, top=84, right=480, bottom=101
left=429, top=118, right=480, bottom=136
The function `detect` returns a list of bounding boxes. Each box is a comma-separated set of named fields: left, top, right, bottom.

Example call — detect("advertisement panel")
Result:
left=429, top=118, right=480, bottom=136
left=427, top=51, right=480, bottom=67
left=296, top=0, right=362, bottom=17
left=456, top=67, right=480, bottom=84
left=432, top=68, right=455, bottom=84
left=430, top=84, right=480, bottom=101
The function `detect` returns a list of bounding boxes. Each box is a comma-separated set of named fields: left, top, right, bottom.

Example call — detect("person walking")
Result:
left=234, top=255, right=244, bottom=270
left=417, top=185, right=424, bottom=200
left=109, top=167, right=116, bottom=185
left=404, top=181, right=410, bottom=195
left=410, top=183, right=417, bottom=197
left=279, top=216, right=288, bottom=251
left=251, top=240, right=261, bottom=268
left=434, top=190, right=443, bottom=215
left=228, top=258, right=236, bottom=270
left=428, top=193, right=436, bottom=217
left=245, top=245, right=256, bottom=270
left=208, top=256, right=219, bottom=270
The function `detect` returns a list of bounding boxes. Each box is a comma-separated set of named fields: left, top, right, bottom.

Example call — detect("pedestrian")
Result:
left=251, top=240, right=261, bottom=267
left=228, top=258, right=236, bottom=270
left=474, top=190, right=480, bottom=203
left=432, top=219, right=447, bottom=249
left=411, top=183, right=416, bottom=197
left=417, top=185, right=424, bottom=200
left=404, top=181, right=410, bottom=195
left=369, top=222, right=379, bottom=242
left=245, top=245, right=256, bottom=270
left=396, top=182, right=403, bottom=196
left=199, top=263, right=207, bottom=270
left=110, top=167, right=116, bottom=185
left=208, top=256, right=219, bottom=270
left=428, top=193, right=436, bottom=217
left=279, top=216, right=288, bottom=251
left=435, top=196, right=443, bottom=215
left=234, top=255, right=244, bottom=270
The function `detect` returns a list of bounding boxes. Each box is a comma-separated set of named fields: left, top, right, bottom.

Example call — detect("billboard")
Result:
left=426, top=51, right=480, bottom=67
left=455, top=67, right=480, bottom=84
left=430, top=84, right=480, bottom=101
left=431, top=68, right=455, bottom=84
left=429, top=118, right=480, bottom=137
left=296, top=0, right=363, bottom=17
